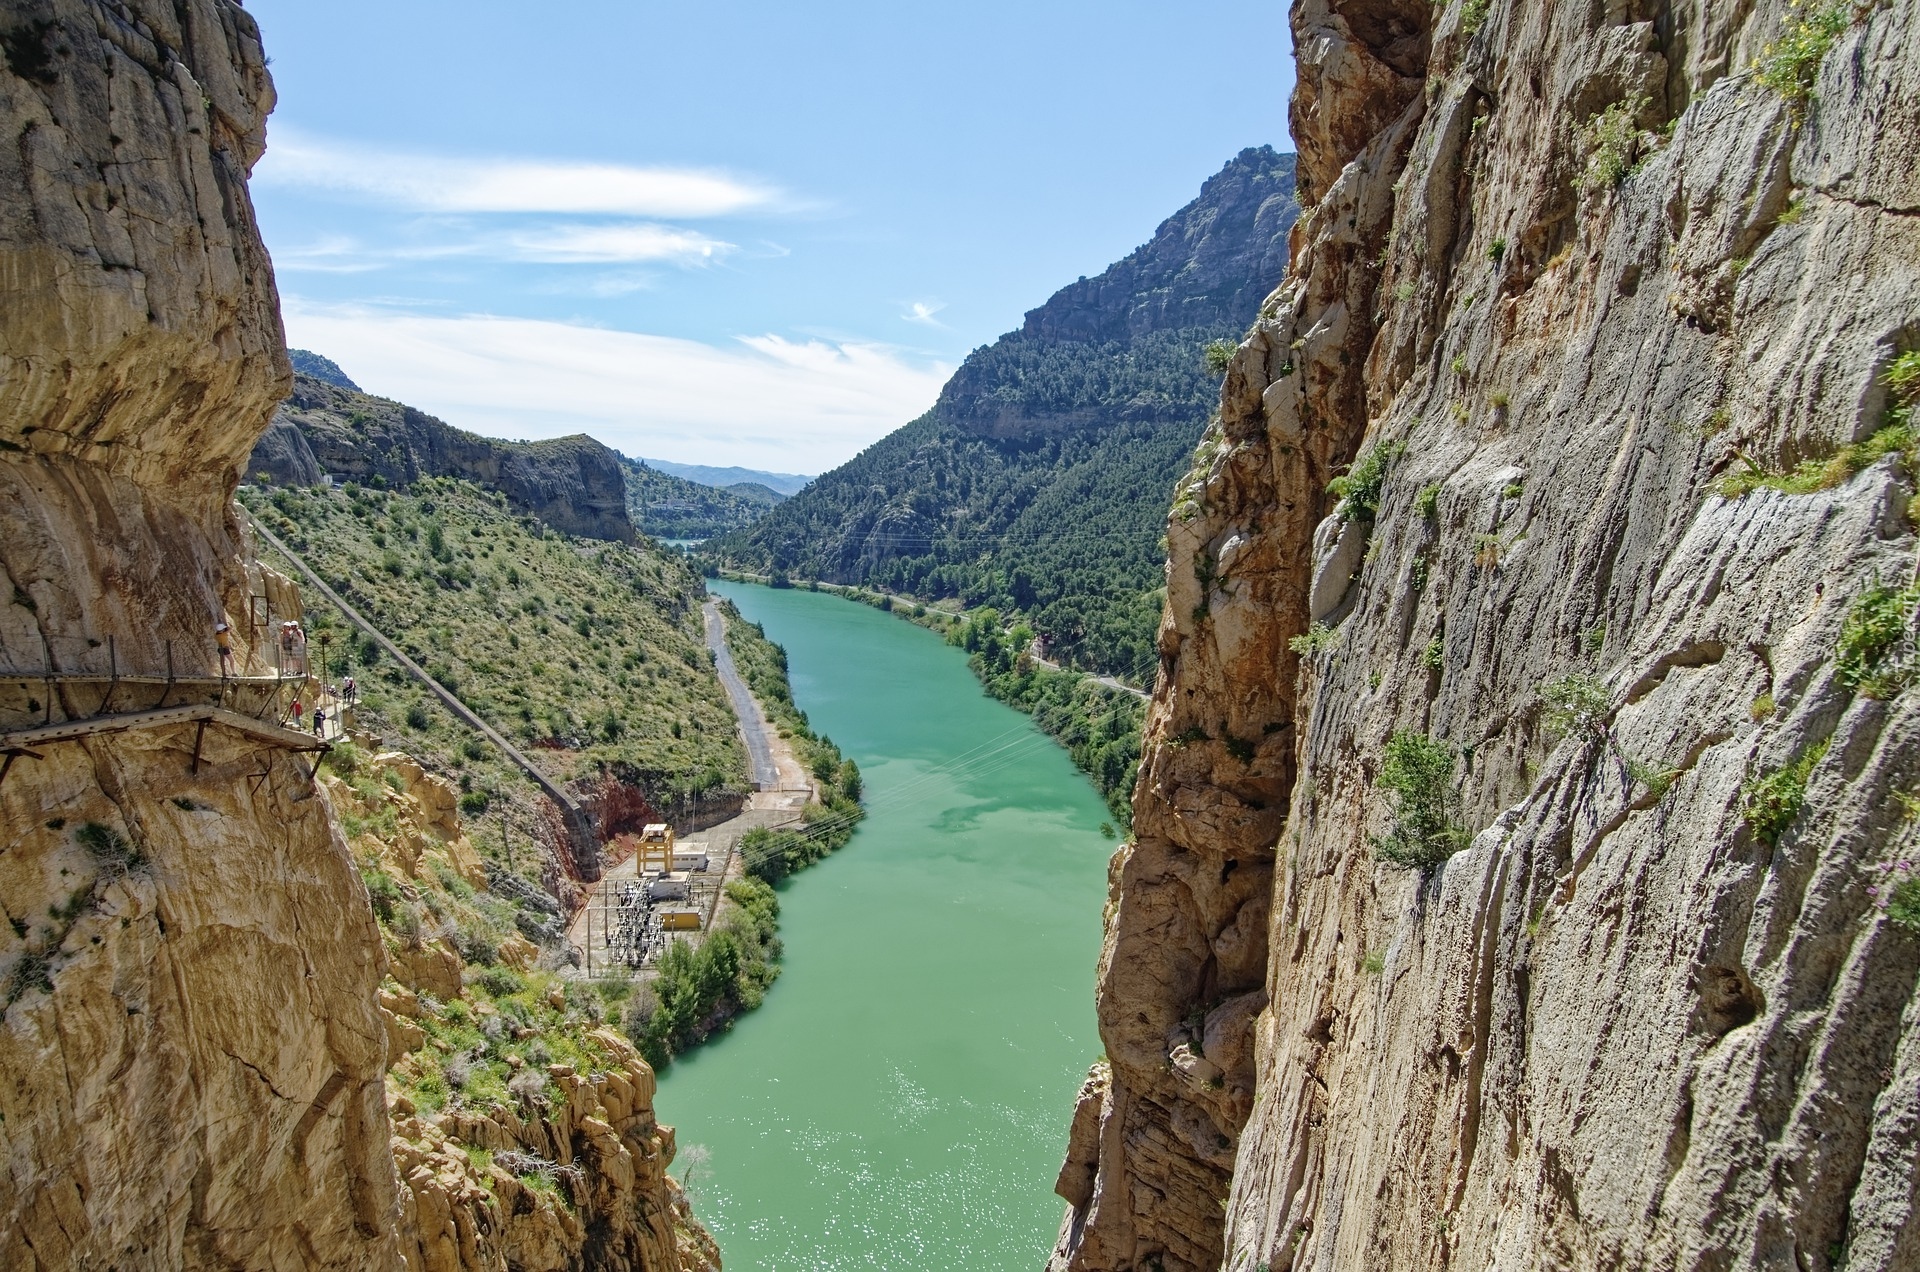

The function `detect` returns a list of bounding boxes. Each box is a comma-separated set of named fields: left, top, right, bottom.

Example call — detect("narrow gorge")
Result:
left=6, top=0, right=1919, bottom=1268
left=1051, top=1, right=1920, bottom=1270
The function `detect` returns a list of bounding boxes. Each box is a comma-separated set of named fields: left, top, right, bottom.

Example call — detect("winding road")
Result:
left=703, top=599, right=778, bottom=790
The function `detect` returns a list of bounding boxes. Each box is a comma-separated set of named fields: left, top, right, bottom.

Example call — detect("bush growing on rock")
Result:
left=1741, top=740, right=1830, bottom=845
left=1327, top=441, right=1406, bottom=523
left=1372, top=731, right=1472, bottom=869
left=1836, top=580, right=1918, bottom=698
left=1540, top=673, right=1610, bottom=742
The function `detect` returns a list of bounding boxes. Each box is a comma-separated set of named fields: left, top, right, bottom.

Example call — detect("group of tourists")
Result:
left=215, top=615, right=358, bottom=739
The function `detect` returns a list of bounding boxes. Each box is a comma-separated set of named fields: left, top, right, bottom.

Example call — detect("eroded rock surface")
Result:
left=1, top=3, right=714, bottom=1267
left=1053, top=2, right=1920, bottom=1269
left=329, top=750, right=717, bottom=1272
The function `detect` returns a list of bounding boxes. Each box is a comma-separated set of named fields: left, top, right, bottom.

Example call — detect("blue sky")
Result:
left=248, top=0, right=1296, bottom=471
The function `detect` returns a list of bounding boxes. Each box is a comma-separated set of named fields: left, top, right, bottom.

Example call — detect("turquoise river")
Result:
left=658, top=581, right=1115, bottom=1269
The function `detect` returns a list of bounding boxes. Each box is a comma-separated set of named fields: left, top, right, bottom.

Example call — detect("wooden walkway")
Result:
left=0, top=703, right=330, bottom=789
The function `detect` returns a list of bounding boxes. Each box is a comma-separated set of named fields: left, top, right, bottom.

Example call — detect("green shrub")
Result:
left=405, top=701, right=432, bottom=730
left=1415, top=483, right=1442, bottom=520
left=1328, top=441, right=1407, bottom=523
left=1713, top=424, right=1916, bottom=499
left=1203, top=340, right=1237, bottom=375
left=1754, top=0, right=1861, bottom=111
left=1836, top=580, right=1918, bottom=698
left=1883, top=867, right=1920, bottom=934
left=1372, top=731, right=1471, bottom=869
left=1422, top=635, right=1445, bottom=672
left=75, top=822, right=143, bottom=875
left=361, top=865, right=404, bottom=923
left=1458, top=0, right=1491, bottom=36
left=1579, top=95, right=1650, bottom=192
left=1741, top=739, right=1830, bottom=845
left=1289, top=623, right=1337, bottom=656
left=1540, top=673, right=1610, bottom=741
left=473, top=966, right=526, bottom=998
left=1886, top=351, right=1920, bottom=418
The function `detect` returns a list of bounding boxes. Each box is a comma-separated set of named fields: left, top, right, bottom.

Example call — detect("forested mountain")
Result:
left=708, top=147, right=1299, bottom=677
left=643, top=458, right=812, bottom=497
left=618, top=454, right=787, bottom=540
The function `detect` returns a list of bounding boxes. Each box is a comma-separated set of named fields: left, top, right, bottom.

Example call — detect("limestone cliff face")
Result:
left=1054, top=2, right=1920, bottom=1269
left=0, top=3, right=713, bottom=1267
left=0, top=4, right=398, bottom=1265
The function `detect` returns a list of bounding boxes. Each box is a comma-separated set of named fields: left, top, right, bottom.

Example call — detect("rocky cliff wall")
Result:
left=0, top=3, right=399, bottom=1264
left=249, top=375, right=636, bottom=543
left=1053, top=2, right=1920, bottom=1269
left=328, top=749, right=718, bottom=1272
left=0, top=3, right=710, bottom=1267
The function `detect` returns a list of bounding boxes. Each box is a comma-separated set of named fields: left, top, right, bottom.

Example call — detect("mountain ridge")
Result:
left=710, top=146, right=1301, bottom=676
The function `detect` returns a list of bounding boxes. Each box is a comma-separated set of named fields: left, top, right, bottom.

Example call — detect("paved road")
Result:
left=704, top=599, right=778, bottom=790
left=1030, top=649, right=1151, bottom=702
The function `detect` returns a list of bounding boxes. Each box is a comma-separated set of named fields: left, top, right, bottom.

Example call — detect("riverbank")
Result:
left=563, top=591, right=863, bottom=1069
left=656, top=579, right=1113, bottom=1269
left=710, top=568, right=1147, bottom=824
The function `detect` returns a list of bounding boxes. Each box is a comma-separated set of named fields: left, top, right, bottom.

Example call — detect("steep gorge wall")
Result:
left=0, top=3, right=710, bottom=1267
left=1054, top=2, right=1920, bottom=1269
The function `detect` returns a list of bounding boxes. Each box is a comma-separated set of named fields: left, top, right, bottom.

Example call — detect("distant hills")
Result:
left=250, top=371, right=793, bottom=541
left=617, top=455, right=788, bottom=541
left=250, top=374, right=636, bottom=542
left=641, top=460, right=812, bottom=497
left=707, top=147, right=1301, bottom=677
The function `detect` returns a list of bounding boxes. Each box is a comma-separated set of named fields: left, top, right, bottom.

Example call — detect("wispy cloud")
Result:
left=257, top=130, right=778, bottom=219
left=270, top=224, right=734, bottom=273
left=901, top=300, right=947, bottom=327
left=506, top=224, right=733, bottom=264
left=280, top=299, right=951, bottom=471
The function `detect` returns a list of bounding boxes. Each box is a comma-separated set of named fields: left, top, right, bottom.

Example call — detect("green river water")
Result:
left=657, top=581, right=1113, bottom=1270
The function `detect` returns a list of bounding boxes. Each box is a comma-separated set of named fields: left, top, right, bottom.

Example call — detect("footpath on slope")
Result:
left=564, top=597, right=812, bottom=974
left=241, top=509, right=602, bottom=876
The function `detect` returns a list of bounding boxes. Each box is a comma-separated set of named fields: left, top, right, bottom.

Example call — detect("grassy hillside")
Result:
left=619, top=455, right=784, bottom=541
left=707, top=148, right=1299, bottom=681
left=236, top=477, right=746, bottom=854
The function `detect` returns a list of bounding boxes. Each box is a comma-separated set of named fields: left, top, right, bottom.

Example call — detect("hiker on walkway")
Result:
left=290, top=698, right=303, bottom=728
left=279, top=621, right=308, bottom=675
left=312, top=706, right=326, bottom=738
left=215, top=621, right=234, bottom=674
left=343, top=675, right=356, bottom=704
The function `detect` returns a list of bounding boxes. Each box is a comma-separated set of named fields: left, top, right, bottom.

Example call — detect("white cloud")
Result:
left=269, top=223, right=733, bottom=272
left=257, top=130, right=777, bottom=219
left=280, top=299, right=951, bottom=472
left=902, top=300, right=947, bottom=327
left=506, top=224, right=733, bottom=264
